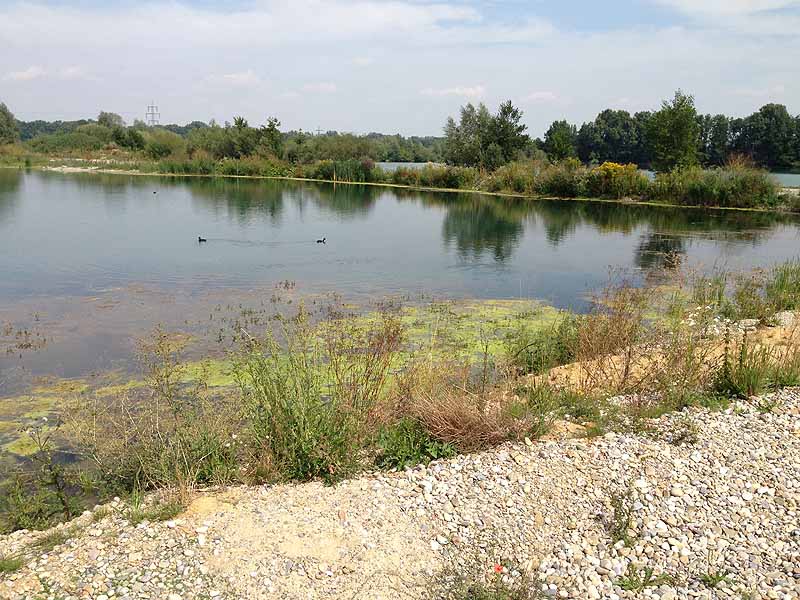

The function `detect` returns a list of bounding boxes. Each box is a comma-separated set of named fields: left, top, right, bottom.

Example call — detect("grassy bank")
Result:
left=2, top=142, right=795, bottom=212
left=2, top=260, right=799, bottom=534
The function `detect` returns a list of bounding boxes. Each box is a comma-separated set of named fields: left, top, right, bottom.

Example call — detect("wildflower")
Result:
left=493, top=564, right=504, bottom=574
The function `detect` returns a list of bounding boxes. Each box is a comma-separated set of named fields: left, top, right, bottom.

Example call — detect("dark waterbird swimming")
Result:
left=316, top=237, right=326, bottom=244
left=198, top=236, right=207, bottom=243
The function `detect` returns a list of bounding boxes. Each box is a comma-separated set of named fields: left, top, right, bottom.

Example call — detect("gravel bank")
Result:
left=2, top=388, right=799, bottom=600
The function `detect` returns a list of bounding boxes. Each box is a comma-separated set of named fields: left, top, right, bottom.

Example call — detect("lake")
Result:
left=1, top=169, right=799, bottom=384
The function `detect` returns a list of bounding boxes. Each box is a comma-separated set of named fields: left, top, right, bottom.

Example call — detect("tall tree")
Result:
left=576, top=109, right=638, bottom=164
left=697, top=114, right=730, bottom=166
left=731, top=104, right=796, bottom=170
left=646, top=90, right=700, bottom=171
left=444, top=101, right=528, bottom=169
left=0, top=102, right=20, bottom=144
left=259, top=116, right=283, bottom=158
left=97, top=111, right=125, bottom=128
left=543, top=120, right=577, bottom=160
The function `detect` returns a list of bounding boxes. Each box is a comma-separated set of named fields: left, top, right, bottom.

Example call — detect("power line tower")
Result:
left=145, top=102, right=160, bottom=126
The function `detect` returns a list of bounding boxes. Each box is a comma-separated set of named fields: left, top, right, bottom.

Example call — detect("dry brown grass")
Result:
left=391, top=361, right=526, bottom=452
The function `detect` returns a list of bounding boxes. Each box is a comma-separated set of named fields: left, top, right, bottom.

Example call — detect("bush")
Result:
left=646, top=163, right=778, bottom=208
left=68, top=329, right=242, bottom=494
left=585, top=162, right=649, bottom=199
left=534, top=159, right=587, bottom=197
left=143, top=129, right=186, bottom=160
left=376, top=417, right=456, bottom=470
left=234, top=307, right=401, bottom=483
left=304, top=158, right=386, bottom=183
left=484, top=161, right=536, bottom=194
left=504, top=314, right=579, bottom=375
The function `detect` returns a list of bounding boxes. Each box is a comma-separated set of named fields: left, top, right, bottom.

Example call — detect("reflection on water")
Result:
left=1, top=170, right=799, bottom=380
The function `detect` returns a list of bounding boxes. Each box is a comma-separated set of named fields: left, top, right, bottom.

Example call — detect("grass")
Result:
left=700, top=569, right=731, bottom=588
left=608, top=488, right=636, bottom=547
left=31, top=527, right=74, bottom=553
left=617, top=564, right=675, bottom=592
left=0, top=554, right=25, bottom=574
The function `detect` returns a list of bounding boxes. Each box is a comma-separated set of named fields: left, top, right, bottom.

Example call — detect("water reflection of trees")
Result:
left=0, top=170, right=22, bottom=224
left=441, top=198, right=523, bottom=262
left=400, top=192, right=795, bottom=272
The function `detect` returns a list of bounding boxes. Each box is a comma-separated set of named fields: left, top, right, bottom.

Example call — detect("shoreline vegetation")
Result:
left=2, top=260, right=800, bottom=537
left=2, top=90, right=800, bottom=212
left=3, top=157, right=799, bottom=215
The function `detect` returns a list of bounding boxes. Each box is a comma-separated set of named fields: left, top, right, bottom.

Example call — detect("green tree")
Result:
left=698, top=114, right=730, bottom=166
left=97, top=111, right=125, bottom=128
left=443, top=101, right=528, bottom=169
left=489, top=100, right=529, bottom=164
left=577, top=109, right=639, bottom=164
left=543, top=120, right=577, bottom=160
left=0, top=102, right=20, bottom=145
left=731, top=104, right=796, bottom=170
left=259, top=116, right=283, bottom=158
left=646, top=90, right=700, bottom=171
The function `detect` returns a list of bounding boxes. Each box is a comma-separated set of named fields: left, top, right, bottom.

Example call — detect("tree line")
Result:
left=2, top=91, right=799, bottom=172
left=443, top=91, right=800, bottom=172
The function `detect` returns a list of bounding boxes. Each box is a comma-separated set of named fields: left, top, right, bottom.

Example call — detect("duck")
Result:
left=316, top=237, right=326, bottom=244
left=198, top=236, right=207, bottom=243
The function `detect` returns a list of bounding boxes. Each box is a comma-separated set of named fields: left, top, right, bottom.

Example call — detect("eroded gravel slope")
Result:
left=3, top=389, right=799, bottom=600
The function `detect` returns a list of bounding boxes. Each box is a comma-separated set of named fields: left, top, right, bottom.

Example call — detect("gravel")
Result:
left=2, top=388, right=799, bottom=600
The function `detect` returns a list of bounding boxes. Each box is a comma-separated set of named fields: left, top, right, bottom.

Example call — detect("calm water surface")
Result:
left=1, top=169, right=799, bottom=381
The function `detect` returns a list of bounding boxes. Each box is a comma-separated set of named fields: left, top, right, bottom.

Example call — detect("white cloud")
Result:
left=353, top=56, right=375, bottom=67
left=207, top=70, right=261, bottom=86
left=421, top=85, right=486, bottom=98
left=525, top=91, right=558, bottom=103
left=58, top=66, right=90, bottom=81
left=734, top=83, right=786, bottom=97
left=653, top=0, right=800, bottom=34
left=302, top=82, right=338, bottom=93
left=3, top=65, right=46, bottom=81
left=654, top=0, right=799, bottom=16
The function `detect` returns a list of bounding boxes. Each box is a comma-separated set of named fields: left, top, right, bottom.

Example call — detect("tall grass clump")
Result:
left=765, top=260, right=800, bottom=311
left=234, top=306, right=402, bottom=483
left=503, top=313, right=579, bottom=375
left=482, top=160, right=537, bottom=194
left=534, top=159, right=588, bottom=198
left=646, top=159, right=779, bottom=208
left=394, top=164, right=480, bottom=190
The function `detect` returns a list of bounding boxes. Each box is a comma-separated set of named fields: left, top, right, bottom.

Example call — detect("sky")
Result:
left=1, top=0, right=799, bottom=137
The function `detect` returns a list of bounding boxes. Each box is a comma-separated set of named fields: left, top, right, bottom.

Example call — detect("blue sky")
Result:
left=1, top=1, right=799, bottom=136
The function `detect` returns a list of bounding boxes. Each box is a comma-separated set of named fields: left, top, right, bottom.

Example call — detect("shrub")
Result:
left=484, top=161, right=536, bottom=194
left=646, top=163, right=778, bottom=208
left=393, top=361, right=525, bottom=453
left=585, top=162, right=649, bottom=199
left=534, top=159, right=587, bottom=197
left=0, top=554, right=24, bottom=575
left=67, top=329, right=242, bottom=494
left=235, top=307, right=401, bottom=483
left=376, top=417, right=456, bottom=470
left=504, top=314, right=579, bottom=375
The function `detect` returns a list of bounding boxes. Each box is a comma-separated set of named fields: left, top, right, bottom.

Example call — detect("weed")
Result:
left=617, top=563, right=675, bottom=592
left=235, top=307, right=401, bottom=483
left=700, top=569, right=730, bottom=588
left=713, top=330, right=774, bottom=399
left=376, top=417, right=456, bottom=470
left=91, top=506, right=111, bottom=523
left=504, top=314, right=578, bottom=375
left=608, top=488, right=636, bottom=546
left=32, top=527, right=73, bottom=553
left=432, top=557, right=544, bottom=600
left=0, top=554, right=24, bottom=574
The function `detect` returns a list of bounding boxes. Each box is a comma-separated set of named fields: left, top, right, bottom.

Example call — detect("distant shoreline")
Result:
left=3, top=162, right=799, bottom=216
